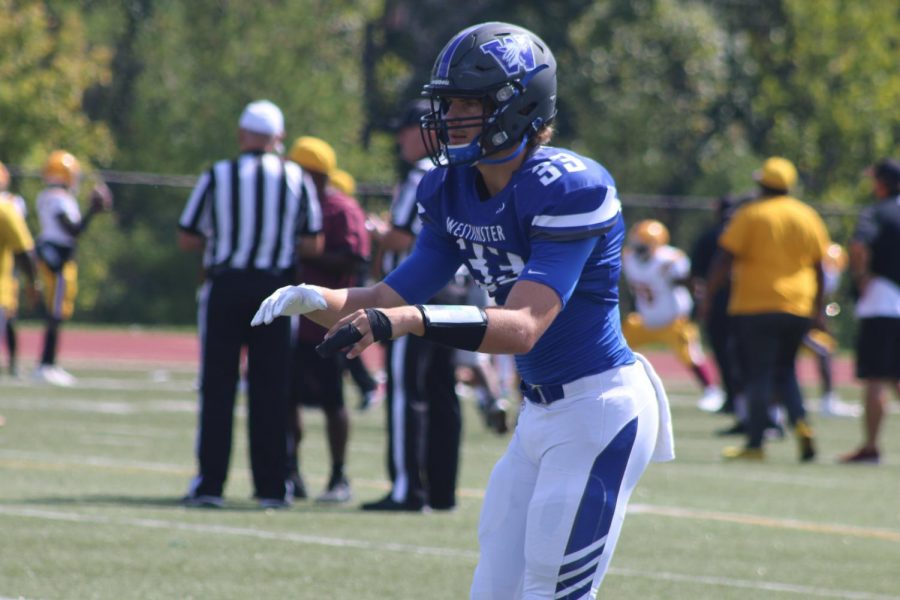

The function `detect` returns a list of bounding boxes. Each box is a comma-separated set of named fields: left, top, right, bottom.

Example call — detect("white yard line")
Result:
left=0, top=397, right=197, bottom=415
left=0, top=506, right=896, bottom=599
left=0, top=377, right=193, bottom=393
left=607, top=567, right=900, bottom=600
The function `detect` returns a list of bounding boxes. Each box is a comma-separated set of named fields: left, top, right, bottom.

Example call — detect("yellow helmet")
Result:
left=329, top=168, right=356, bottom=196
left=0, top=161, right=9, bottom=190
left=628, top=219, right=670, bottom=253
left=822, top=243, right=848, bottom=274
left=43, top=150, right=81, bottom=187
left=288, top=136, right=337, bottom=176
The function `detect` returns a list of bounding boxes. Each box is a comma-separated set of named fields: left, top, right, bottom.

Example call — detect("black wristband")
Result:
left=365, top=308, right=393, bottom=342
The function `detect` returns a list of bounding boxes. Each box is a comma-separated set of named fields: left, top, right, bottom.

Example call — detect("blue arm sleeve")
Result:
left=383, top=225, right=463, bottom=304
left=516, top=236, right=598, bottom=307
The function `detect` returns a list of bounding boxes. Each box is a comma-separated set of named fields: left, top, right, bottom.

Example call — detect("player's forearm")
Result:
left=305, top=282, right=405, bottom=329
left=378, top=303, right=535, bottom=354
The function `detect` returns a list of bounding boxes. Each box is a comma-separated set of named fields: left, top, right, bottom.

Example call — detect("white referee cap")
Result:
left=239, top=100, right=284, bottom=136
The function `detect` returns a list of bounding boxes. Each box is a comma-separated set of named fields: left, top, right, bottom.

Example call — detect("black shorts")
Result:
left=856, top=317, right=900, bottom=379
left=291, top=341, right=344, bottom=410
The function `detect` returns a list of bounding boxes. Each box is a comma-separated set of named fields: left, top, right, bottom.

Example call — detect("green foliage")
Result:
left=568, top=0, right=748, bottom=195
left=0, top=1, right=114, bottom=167
left=3, top=0, right=898, bottom=324
left=731, top=0, right=900, bottom=201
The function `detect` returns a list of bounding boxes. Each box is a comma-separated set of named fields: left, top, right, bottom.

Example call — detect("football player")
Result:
left=254, top=21, right=673, bottom=598
left=0, top=161, right=35, bottom=377
left=33, top=150, right=112, bottom=386
left=622, top=219, right=725, bottom=411
left=801, top=243, right=860, bottom=417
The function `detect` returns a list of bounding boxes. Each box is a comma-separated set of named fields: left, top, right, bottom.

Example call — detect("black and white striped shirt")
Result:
left=179, top=151, right=322, bottom=272
left=381, top=158, right=433, bottom=276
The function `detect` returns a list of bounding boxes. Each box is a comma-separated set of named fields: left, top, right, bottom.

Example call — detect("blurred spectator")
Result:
left=33, top=151, right=112, bottom=386
left=327, top=167, right=384, bottom=412
left=803, top=243, right=860, bottom=418
left=287, top=136, right=371, bottom=503
left=622, top=219, right=724, bottom=411
left=690, top=195, right=743, bottom=416
left=453, top=267, right=510, bottom=435
left=840, top=158, right=900, bottom=464
left=704, top=157, right=829, bottom=462
left=178, top=100, right=322, bottom=508
left=361, top=99, right=462, bottom=512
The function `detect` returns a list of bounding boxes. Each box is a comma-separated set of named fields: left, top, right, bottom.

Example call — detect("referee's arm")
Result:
left=297, top=232, right=324, bottom=258
left=178, top=230, right=205, bottom=252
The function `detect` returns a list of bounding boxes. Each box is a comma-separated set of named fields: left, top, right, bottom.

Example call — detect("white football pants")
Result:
left=470, top=360, right=661, bottom=599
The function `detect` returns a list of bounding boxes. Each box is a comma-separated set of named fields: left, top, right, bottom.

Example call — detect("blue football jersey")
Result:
left=384, top=146, right=634, bottom=385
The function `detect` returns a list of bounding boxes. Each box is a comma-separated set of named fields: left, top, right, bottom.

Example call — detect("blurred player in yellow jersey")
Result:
left=801, top=243, right=860, bottom=417
left=0, top=160, right=39, bottom=402
left=622, top=219, right=724, bottom=411
left=33, top=150, right=112, bottom=386
left=0, top=161, right=34, bottom=378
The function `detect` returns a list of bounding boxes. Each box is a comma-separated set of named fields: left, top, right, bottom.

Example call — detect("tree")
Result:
left=0, top=1, right=114, bottom=168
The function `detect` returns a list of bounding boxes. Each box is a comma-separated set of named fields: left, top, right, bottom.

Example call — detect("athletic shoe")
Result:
left=838, top=447, right=880, bottom=464
left=33, top=365, right=77, bottom=387
left=316, top=476, right=352, bottom=504
left=485, top=399, right=510, bottom=435
left=258, top=497, right=291, bottom=510
left=716, top=421, right=746, bottom=436
left=795, top=420, right=816, bottom=462
left=360, top=494, right=427, bottom=513
left=50, top=366, right=77, bottom=386
left=358, top=386, right=384, bottom=412
left=182, top=494, right=224, bottom=508
left=697, top=386, right=725, bottom=413
left=721, top=446, right=765, bottom=461
left=818, top=393, right=861, bottom=418
left=289, top=472, right=308, bottom=500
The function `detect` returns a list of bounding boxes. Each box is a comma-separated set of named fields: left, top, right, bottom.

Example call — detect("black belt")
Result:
left=519, top=381, right=567, bottom=405
left=206, top=265, right=290, bottom=278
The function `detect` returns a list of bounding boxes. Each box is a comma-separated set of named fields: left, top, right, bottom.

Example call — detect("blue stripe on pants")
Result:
left=556, top=417, right=638, bottom=593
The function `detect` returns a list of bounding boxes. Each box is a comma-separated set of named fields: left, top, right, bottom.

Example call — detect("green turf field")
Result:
left=1, top=366, right=898, bottom=599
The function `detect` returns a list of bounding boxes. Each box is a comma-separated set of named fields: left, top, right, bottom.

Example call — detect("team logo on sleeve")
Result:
left=480, top=34, right=535, bottom=76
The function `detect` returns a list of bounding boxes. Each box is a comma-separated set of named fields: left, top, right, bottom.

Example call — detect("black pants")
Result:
left=705, top=291, right=741, bottom=408
left=193, top=270, right=292, bottom=500
left=384, top=334, right=461, bottom=509
left=733, top=313, right=810, bottom=448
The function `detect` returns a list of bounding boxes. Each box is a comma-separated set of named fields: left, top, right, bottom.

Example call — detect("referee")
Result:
left=178, top=100, right=323, bottom=508
left=364, top=100, right=463, bottom=512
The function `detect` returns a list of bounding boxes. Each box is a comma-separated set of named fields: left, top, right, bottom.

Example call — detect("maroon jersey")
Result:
left=298, top=187, right=370, bottom=343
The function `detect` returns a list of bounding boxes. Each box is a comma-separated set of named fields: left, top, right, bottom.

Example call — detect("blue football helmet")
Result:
left=421, top=22, right=557, bottom=167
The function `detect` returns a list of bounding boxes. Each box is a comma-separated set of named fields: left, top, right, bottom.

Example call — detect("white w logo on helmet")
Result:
left=480, top=34, right=536, bottom=76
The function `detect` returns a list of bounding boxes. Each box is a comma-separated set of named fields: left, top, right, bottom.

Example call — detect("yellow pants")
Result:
left=622, top=313, right=705, bottom=367
left=38, top=260, right=78, bottom=320
left=800, top=327, right=837, bottom=358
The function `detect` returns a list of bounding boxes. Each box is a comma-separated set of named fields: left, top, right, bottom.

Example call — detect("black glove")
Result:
left=315, top=323, right=363, bottom=357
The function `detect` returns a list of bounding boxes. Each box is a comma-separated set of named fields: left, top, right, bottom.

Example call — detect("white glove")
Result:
left=251, top=284, right=328, bottom=326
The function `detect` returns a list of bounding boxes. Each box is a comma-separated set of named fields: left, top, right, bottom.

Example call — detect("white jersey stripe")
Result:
left=531, top=190, right=620, bottom=229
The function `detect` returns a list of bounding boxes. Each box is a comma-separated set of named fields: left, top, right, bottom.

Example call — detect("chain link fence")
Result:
left=5, top=166, right=862, bottom=348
